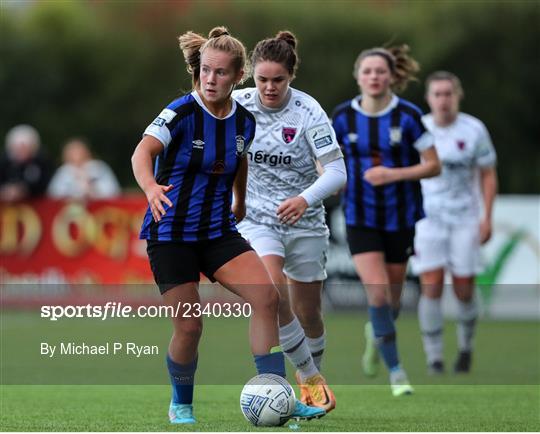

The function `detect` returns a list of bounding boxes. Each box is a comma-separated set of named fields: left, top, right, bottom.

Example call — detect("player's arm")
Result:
left=364, top=145, right=441, bottom=186
left=479, top=166, right=498, bottom=244
left=131, top=135, right=173, bottom=223
left=277, top=157, right=347, bottom=225
left=232, top=156, right=248, bottom=223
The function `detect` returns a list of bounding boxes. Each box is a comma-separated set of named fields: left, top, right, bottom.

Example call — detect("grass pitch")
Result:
left=1, top=311, right=539, bottom=431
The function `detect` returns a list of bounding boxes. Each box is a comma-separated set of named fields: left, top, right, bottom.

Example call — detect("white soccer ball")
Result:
left=240, top=373, right=296, bottom=426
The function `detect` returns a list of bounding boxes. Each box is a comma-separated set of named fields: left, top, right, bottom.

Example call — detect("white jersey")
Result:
left=421, top=113, right=497, bottom=223
left=233, top=87, right=343, bottom=235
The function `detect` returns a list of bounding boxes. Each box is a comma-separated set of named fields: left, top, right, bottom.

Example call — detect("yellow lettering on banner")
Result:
left=52, top=203, right=96, bottom=257
left=93, top=207, right=130, bottom=259
left=0, top=205, right=42, bottom=255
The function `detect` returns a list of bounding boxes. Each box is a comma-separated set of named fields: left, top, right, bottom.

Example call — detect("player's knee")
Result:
left=252, top=285, right=280, bottom=314
left=176, top=318, right=203, bottom=341
left=454, top=291, right=474, bottom=303
left=422, top=285, right=443, bottom=299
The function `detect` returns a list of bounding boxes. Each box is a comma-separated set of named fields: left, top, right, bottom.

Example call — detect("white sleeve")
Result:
left=304, top=106, right=343, bottom=165
left=299, top=158, right=346, bottom=207
left=474, top=123, right=497, bottom=167
left=414, top=131, right=435, bottom=152
left=143, top=108, right=177, bottom=148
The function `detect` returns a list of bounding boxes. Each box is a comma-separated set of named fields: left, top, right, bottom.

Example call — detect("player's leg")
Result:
left=383, top=226, right=416, bottom=320
left=418, top=270, right=445, bottom=374
left=239, top=224, right=321, bottom=387
left=262, top=255, right=322, bottom=405
left=411, top=217, right=449, bottom=374
left=285, top=235, right=335, bottom=411
left=163, top=283, right=201, bottom=424
left=386, top=263, right=407, bottom=320
left=284, top=234, right=328, bottom=370
left=346, top=226, right=382, bottom=377
left=449, top=221, right=480, bottom=373
left=209, top=234, right=325, bottom=420
left=146, top=241, right=200, bottom=424
left=352, top=250, right=412, bottom=396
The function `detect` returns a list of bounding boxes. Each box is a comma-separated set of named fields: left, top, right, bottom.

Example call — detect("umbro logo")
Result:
left=192, top=139, right=204, bottom=150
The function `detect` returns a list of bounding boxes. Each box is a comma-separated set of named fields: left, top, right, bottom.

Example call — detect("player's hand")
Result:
left=364, top=166, right=397, bottom=186
left=479, top=219, right=492, bottom=244
left=144, top=183, right=173, bottom=222
left=276, top=196, right=308, bottom=225
left=232, top=201, right=246, bottom=223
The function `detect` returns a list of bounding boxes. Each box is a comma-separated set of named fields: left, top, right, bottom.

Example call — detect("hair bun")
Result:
left=209, top=26, right=230, bottom=39
left=276, top=30, right=297, bottom=49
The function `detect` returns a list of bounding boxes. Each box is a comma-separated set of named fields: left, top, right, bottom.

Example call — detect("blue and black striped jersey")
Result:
left=332, top=95, right=432, bottom=231
left=139, top=91, right=256, bottom=242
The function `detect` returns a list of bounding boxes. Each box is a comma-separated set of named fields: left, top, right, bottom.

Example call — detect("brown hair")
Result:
left=425, top=70, right=464, bottom=99
left=353, top=45, right=420, bottom=93
left=250, top=30, right=299, bottom=79
left=177, top=26, right=248, bottom=89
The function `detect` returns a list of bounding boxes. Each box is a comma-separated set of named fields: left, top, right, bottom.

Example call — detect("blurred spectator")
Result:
left=0, top=124, right=52, bottom=202
left=47, top=137, right=121, bottom=199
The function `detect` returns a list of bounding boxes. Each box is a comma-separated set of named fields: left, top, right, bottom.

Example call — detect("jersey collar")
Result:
left=351, top=94, right=399, bottom=117
left=191, top=90, right=237, bottom=120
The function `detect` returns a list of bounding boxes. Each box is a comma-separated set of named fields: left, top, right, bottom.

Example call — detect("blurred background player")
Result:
left=332, top=45, right=440, bottom=396
left=48, top=137, right=121, bottom=199
left=412, top=71, right=498, bottom=374
left=131, top=26, right=324, bottom=424
left=0, top=124, right=52, bottom=202
left=233, top=31, right=346, bottom=412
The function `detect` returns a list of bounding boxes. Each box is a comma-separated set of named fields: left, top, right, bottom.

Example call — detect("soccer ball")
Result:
left=240, top=373, right=296, bottom=426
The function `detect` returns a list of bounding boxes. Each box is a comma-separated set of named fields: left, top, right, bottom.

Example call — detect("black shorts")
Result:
left=346, top=225, right=415, bottom=264
left=146, top=231, right=253, bottom=294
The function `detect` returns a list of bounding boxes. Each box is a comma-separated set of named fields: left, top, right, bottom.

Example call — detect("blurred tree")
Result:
left=1, top=0, right=538, bottom=193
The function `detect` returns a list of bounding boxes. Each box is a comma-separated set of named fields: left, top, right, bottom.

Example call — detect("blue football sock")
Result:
left=392, top=307, right=401, bottom=321
left=369, top=305, right=400, bottom=370
left=166, top=354, right=197, bottom=405
left=254, top=349, right=286, bottom=378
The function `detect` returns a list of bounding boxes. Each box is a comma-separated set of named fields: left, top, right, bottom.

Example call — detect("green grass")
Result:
left=1, top=385, right=539, bottom=431
left=1, top=311, right=539, bottom=431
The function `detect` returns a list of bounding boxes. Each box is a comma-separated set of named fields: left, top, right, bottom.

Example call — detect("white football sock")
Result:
left=418, top=295, right=444, bottom=364
left=279, top=317, right=318, bottom=380
left=306, top=331, right=326, bottom=371
left=456, top=297, right=478, bottom=352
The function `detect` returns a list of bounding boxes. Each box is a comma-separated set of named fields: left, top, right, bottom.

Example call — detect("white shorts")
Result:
left=410, top=217, right=481, bottom=277
left=238, top=221, right=328, bottom=282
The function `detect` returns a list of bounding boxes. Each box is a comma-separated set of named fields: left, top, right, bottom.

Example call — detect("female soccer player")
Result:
left=412, top=71, right=497, bottom=375
left=332, top=45, right=441, bottom=396
left=233, top=31, right=346, bottom=412
left=132, top=26, right=324, bottom=424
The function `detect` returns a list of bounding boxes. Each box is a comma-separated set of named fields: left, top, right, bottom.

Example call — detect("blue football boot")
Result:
left=168, top=402, right=196, bottom=424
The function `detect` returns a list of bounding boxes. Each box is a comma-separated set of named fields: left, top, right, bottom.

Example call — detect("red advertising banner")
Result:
left=0, top=196, right=153, bottom=284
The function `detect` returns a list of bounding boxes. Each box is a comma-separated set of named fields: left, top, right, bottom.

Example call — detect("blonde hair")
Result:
left=425, top=70, right=464, bottom=99
left=178, top=26, right=248, bottom=89
left=353, top=44, right=420, bottom=93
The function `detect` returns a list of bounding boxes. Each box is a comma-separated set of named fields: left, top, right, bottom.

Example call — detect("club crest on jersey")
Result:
left=282, top=127, right=297, bottom=144
left=236, top=135, right=246, bottom=155
left=192, top=139, right=204, bottom=150
left=389, top=127, right=402, bottom=146
left=457, top=140, right=466, bottom=150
